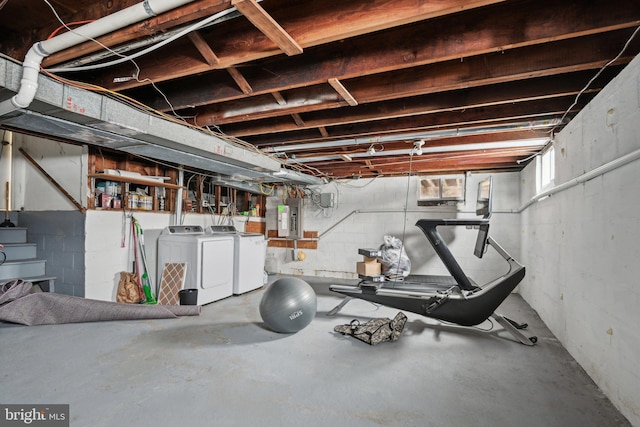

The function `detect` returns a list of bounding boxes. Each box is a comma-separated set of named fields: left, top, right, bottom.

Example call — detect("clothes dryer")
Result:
left=157, top=225, right=234, bottom=305
left=208, top=225, right=266, bottom=295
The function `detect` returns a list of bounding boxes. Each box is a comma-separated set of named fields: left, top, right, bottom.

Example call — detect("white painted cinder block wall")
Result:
left=519, top=54, right=640, bottom=426
left=265, top=172, right=522, bottom=287
left=6, top=132, right=256, bottom=301
left=84, top=211, right=253, bottom=301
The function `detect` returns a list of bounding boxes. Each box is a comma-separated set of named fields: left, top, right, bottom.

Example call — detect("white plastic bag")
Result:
left=379, top=235, right=411, bottom=278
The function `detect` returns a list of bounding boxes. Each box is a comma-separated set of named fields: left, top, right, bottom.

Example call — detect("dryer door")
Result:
left=201, top=238, right=234, bottom=290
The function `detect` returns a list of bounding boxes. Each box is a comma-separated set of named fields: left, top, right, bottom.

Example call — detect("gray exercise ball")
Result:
left=259, top=277, right=317, bottom=333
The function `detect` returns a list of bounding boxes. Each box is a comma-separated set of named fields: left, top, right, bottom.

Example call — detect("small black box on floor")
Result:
left=358, top=248, right=382, bottom=258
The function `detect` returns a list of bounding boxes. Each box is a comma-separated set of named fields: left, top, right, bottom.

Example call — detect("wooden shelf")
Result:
left=89, top=174, right=183, bottom=190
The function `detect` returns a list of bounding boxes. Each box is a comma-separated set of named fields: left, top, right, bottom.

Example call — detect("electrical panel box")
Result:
left=277, top=205, right=290, bottom=237
left=285, top=198, right=304, bottom=240
left=319, top=192, right=334, bottom=208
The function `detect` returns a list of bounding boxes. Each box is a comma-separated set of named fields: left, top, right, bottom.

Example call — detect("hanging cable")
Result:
left=552, top=24, right=640, bottom=134
left=41, top=0, right=192, bottom=119
left=44, top=7, right=238, bottom=73
left=387, top=152, right=414, bottom=288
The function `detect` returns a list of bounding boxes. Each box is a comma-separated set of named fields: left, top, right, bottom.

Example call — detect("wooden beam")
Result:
left=226, top=67, right=253, bottom=94
left=266, top=230, right=319, bottom=249
left=188, top=85, right=341, bottom=125
left=220, top=29, right=633, bottom=137
left=128, top=0, right=640, bottom=110
left=318, top=127, right=329, bottom=137
left=328, top=78, right=358, bottom=106
left=85, top=0, right=514, bottom=90
left=239, top=95, right=590, bottom=145
left=42, top=0, right=232, bottom=67
left=318, top=149, right=537, bottom=178
left=19, top=148, right=86, bottom=213
left=291, top=113, right=305, bottom=127
left=267, top=240, right=318, bottom=249
left=193, top=68, right=614, bottom=127
left=49, top=0, right=82, bottom=13
left=272, top=91, right=287, bottom=105
left=187, top=31, right=220, bottom=66
left=232, top=0, right=302, bottom=56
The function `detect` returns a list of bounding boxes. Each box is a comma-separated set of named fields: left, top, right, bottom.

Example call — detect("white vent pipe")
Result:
left=0, top=0, right=196, bottom=116
left=518, top=147, right=640, bottom=212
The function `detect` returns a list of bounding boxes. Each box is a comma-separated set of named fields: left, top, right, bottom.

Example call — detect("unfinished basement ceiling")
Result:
left=1, top=0, right=639, bottom=180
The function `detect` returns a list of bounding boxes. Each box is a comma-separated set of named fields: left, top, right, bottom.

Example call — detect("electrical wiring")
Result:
left=44, top=7, right=237, bottom=73
left=334, top=175, right=380, bottom=188
left=45, top=2, right=254, bottom=71
left=259, top=183, right=275, bottom=196
left=325, top=147, right=539, bottom=177
left=379, top=152, right=414, bottom=290
left=281, top=153, right=328, bottom=178
left=41, top=0, right=213, bottom=124
left=37, top=1, right=326, bottom=184
left=47, top=20, right=94, bottom=39
left=552, top=23, right=640, bottom=135
left=433, top=316, right=496, bottom=332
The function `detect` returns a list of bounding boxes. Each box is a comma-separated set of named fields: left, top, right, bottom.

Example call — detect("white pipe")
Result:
left=319, top=208, right=429, bottom=239
left=0, top=0, right=196, bottom=116
left=288, top=138, right=550, bottom=164
left=174, top=167, right=184, bottom=226
left=267, top=119, right=561, bottom=153
left=0, top=131, right=12, bottom=212
left=519, top=147, right=640, bottom=212
left=47, top=7, right=236, bottom=73
left=52, top=5, right=252, bottom=71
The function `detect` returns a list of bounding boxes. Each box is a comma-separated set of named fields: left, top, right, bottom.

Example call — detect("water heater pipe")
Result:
left=0, top=0, right=197, bottom=116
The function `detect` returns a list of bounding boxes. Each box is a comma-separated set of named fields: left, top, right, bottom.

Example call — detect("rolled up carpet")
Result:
left=0, top=279, right=200, bottom=326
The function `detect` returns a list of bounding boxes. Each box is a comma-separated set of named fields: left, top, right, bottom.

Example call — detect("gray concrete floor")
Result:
left=0, top=276, right=631, bottom=427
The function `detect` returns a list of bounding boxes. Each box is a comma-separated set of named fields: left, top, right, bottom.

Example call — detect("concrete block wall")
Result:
left=519, top=53, right=640, bottom=426
left=266, top=172, right=522, bottom=285
left=84, top=210, right=254, bottom=301
left=17, top=211, right=86, bottom=296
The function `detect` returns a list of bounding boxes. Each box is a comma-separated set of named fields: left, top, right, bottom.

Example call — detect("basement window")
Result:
left=417, top=174, right=465, bottom=206
left=537, top=146, right=555, bottom=193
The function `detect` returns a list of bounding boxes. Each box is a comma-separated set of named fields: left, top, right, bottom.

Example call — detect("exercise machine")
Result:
left=329, top=178, right=537, bottom=345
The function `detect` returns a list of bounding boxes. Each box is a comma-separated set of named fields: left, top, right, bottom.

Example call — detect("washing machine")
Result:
left=208, top=225, right=266, bottom=295
left=157, top=225, right=235, bottom=305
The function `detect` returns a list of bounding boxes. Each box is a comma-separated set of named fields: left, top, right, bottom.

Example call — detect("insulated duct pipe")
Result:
left=0, top=0, right=197, bottom=116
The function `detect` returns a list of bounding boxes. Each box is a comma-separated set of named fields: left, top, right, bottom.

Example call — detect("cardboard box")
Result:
left=357, top=261, right=381, bottom=276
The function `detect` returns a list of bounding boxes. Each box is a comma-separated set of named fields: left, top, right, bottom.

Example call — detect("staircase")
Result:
left=0, top=227, right=56, bottom=292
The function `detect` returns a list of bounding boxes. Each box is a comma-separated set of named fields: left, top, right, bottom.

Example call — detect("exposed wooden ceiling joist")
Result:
left=64, top=0, right=512, bottom=91
left=122, top=0, right=640, bottom=112
left=232, top=0, right=302, bottom=56
left=1, top=0, right=638, bottom=180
